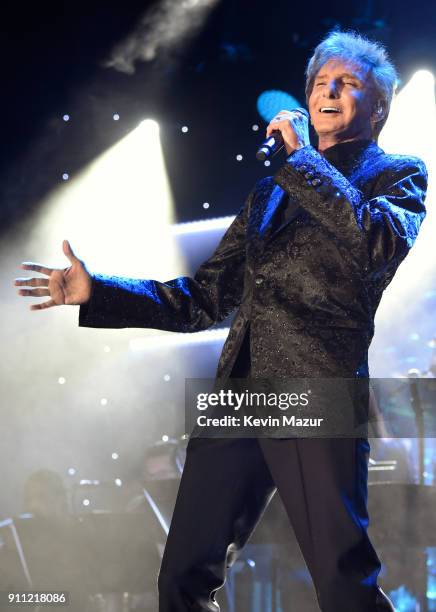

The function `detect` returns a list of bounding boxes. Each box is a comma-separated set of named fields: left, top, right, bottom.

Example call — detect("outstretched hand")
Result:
left=14, top=240, right=92, bottom=310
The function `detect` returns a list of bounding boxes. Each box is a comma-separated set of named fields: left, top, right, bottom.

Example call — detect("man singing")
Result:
left=15, top=29, right=427, bottom=611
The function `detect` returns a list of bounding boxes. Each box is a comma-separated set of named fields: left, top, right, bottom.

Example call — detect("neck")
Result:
left=317, top=130, right=375, bottom=153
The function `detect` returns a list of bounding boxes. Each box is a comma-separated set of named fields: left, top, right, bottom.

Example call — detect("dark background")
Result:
left=1, top=0, right=436, bottom=232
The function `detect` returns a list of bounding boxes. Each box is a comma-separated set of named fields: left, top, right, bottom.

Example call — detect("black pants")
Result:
left=158, top=332, right=395, bottom=611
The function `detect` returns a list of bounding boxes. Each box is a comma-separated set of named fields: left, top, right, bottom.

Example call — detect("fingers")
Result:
left=266, top=118, right=296, bottom=139
left=21, top=262, right=53, bottom=276
left=264, top=108, right=310, bottom=154
left=273, top=109, right=306, bottom=121
left=14, top=277, right=49, bottom=287
left=30, top=299, right=57, bottom=311
left=17, top=288, right=50, bottom=297
left=266, top=109, right=308, bottom=137
left=63, top=240, right=79, bottom=264
left=266, top=119, right=288, bottom=138
left=266, top=110, right=293, bottom=137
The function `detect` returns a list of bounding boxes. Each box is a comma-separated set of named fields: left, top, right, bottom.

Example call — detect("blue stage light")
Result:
left=256, top=90, right=303, bottom=123
left=389, top=585, right=417, bottom=611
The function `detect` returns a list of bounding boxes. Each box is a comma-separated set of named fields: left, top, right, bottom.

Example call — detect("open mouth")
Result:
left=319, top=107, right=342, bottom=114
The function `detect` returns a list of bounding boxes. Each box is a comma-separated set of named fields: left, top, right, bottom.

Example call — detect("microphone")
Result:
left=256, top=108, right=309, bottom=161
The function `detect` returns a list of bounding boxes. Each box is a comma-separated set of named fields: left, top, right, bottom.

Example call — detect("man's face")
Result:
left=308, top=58, right=378, bottom=141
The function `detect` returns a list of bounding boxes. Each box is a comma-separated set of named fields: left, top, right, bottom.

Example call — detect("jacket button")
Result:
left=255, top=275, right=264, bottom=285
left=311, top=178, right=321, bottom=186
left=304, top=171, right=314, bottom=179
left=298, top=164, right=307, bottom=173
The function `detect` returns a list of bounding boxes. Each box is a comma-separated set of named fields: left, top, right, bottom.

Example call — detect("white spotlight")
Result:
left=139, top=119, right=160, bottom=133
left=412, top=69, right=434, bottom=86
left=371, top=68, right=436, bottom=374
left=130, top=326, right=230, bottom=351
left=31, top=116, right=185, bottom=281
left=379, top=69, right=436, bottom=163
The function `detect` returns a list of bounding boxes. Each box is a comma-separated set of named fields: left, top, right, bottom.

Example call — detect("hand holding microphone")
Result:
left=256, top=107, right=310, bottom=161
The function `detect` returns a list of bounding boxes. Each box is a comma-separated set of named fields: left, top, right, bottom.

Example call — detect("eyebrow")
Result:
left=314, top=72, right=362, bottom=81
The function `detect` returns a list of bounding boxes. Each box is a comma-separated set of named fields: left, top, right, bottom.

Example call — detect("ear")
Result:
left=372, top=100, right=386, bottom=123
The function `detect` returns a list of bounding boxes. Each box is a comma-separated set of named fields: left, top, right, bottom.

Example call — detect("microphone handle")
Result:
left=256, top=131, right=284, bottom=161
left=256, top=107, right=309, bottom=161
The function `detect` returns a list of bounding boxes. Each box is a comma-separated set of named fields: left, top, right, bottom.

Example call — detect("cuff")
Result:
left=273, top=145, right=328, bottom=194
left=78, top=274, right=118, bottom=328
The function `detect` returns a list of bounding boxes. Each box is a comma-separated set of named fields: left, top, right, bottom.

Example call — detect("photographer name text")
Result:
left=196, top=415, right=324, bottom=428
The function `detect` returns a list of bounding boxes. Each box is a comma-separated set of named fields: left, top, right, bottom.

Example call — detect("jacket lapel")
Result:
left=258, top=184, right=287, bottom=240
left=266, top=197, right=301, bottom=244
left=258, top=183, right=301, bottom=245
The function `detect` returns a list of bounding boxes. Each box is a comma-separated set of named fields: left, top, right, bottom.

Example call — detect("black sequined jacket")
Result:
left=79, top=139, right=428, bottom=379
